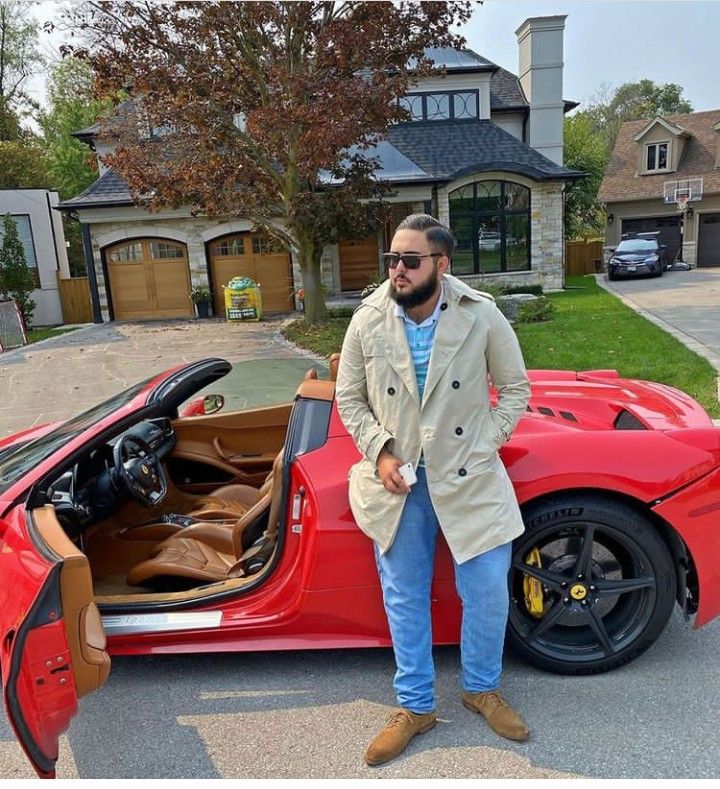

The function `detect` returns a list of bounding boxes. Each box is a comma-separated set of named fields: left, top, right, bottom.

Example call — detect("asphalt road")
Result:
left=2, top=608, right=719, bottom=779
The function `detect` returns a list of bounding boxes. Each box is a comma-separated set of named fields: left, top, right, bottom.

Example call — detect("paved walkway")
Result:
left=0, top=317, right=325, bottom=438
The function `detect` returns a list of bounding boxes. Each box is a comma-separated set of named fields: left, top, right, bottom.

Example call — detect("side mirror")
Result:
left=202, top=394, right=224, bottom=415
left=178, top=393, right=225, bottom=417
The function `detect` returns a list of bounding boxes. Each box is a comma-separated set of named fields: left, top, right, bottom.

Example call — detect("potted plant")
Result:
left=191, top=285, right=212, bottom=318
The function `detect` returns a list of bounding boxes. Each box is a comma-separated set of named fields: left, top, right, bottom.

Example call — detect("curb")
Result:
left=0, top=323, right=99, bottom=362
left=594, top=274, right=720, bottom=404
left=273, top=317, right=330, bottom=370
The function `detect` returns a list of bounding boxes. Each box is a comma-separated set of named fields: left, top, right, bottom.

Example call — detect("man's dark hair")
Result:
left=395, top=213, right=456, bottom=258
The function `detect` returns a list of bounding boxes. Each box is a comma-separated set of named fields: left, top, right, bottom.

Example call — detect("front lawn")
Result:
left=282, top=275, right=720, bottom=417
left=26, top=326, right=79, bottom=344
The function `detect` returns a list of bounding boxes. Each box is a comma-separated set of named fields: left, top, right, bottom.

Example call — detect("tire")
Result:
left=608, top=270, right=617, bottom=281
left=507, top=494, right=676, bottom=675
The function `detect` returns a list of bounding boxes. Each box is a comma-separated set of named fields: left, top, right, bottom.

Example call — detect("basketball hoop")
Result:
left=674, top=187, right=692, bottom=213
left=675, top=193, right=691, bottom=214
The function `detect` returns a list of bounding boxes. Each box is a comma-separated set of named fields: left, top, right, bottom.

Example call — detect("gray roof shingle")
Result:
left=385, top=120, right=583, bottom=182
left=62, top=119, right=582, bottom=209
left=59, top=169, right=132, bottom=209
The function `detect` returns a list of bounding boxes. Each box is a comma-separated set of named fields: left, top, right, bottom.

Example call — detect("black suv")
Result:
left=607, top=232, right=668, bottom=280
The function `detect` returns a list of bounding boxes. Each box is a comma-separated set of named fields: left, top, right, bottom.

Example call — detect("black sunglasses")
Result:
left=383, top=252, right=443, bottom=269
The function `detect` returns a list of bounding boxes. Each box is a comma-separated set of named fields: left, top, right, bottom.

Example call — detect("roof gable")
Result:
left=599, top=108, right=720, bottom=204
left=632, top=116, right=689, bottom=142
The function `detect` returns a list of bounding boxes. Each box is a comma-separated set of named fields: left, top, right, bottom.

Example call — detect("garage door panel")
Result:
left=210, top=257, right=255, bottom=315
left=621, top=217, right=680, bottom=263
left=152, top=264, right=192, bottom=316
left=698, top=213, right=720, bottom=268
left=209, top=236, right=292, bottom=315
left=254, top=254, right=293, bottom=312
left=106, top=240, right=192, bottom=320
left=107, top=263, right=153, bottom=318
left=339, top=237, right=379, bottom=291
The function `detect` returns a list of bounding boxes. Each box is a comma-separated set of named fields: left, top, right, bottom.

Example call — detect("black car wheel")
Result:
left=507, top=494, right=676, bottom=675
left=608, top=270, right=617, bottom=281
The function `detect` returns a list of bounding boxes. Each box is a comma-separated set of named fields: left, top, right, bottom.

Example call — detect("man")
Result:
left=335, top=213, right=532, bottom=766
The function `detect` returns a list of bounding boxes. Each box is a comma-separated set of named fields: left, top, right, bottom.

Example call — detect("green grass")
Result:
left=26, top=326, right=79, bottom=344
left=282, top=275, right=720, bottom=417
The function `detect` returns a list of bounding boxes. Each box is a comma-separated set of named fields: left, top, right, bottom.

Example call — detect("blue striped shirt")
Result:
left=394, top=284, right=445, bottom=466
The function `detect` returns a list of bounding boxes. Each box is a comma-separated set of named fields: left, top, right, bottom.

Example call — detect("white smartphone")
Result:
left=398, top=462, right=417, bottom=488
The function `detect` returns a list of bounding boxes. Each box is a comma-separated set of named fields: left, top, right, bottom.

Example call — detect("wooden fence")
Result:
left=56, top=273, right=93, bottom=324
left=565, top=239, right=604, bottom=276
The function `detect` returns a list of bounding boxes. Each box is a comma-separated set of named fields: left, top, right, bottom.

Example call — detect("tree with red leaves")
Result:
left=63, top=1, right=472, bottom=322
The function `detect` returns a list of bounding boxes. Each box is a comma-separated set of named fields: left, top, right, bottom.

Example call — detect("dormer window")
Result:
left=399, top=90, right=479, bottom=122
left=646, top=142, right=669, bottom=171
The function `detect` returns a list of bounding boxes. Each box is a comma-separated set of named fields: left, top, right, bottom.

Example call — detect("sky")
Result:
left=24, top=0, right=720, bottom=115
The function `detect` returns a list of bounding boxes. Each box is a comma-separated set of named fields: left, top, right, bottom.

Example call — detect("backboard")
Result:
left=663, top=177, right=703, bottom=204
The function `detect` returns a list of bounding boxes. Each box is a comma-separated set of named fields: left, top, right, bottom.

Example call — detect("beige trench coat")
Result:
left=335, top=273, right=531, bottom=563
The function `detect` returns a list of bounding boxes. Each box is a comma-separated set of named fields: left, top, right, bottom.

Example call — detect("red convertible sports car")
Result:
left=2, top=356, right=719, bottom=777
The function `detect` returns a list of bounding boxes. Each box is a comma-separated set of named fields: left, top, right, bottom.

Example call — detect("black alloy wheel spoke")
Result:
left=595, top=575, right=655, bottom=597
left=573, top=523, right=596, bottom=579
left=586, top=605, right=616, bottom=656
left=528, top=598, right=567, bottom=641
left=513, top=560, right=567, bottom=591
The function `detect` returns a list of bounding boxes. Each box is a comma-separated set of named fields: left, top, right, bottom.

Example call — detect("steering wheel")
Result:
left=113, top=434, right=168, bottom=507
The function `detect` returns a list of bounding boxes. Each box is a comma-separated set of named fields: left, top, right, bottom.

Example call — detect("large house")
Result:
left=0, top=189, right=71, bottom=326
left=61, top=15, right=582, bottom=322
left=599, top=108, right=720, bottom=267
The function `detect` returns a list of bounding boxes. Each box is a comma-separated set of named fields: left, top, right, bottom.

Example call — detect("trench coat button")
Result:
left=458, top=467, right=467, bottom=477
left=440, top=302, right=448, bottom=311
left=387, top=387, right=395, bottom=395
left=455, top=427, right=463, bottom=436
left=452, top=380, right=460, bottom=389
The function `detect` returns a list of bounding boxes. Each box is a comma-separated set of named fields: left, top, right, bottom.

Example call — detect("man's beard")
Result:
left=389, top=265, right=439, bottom=309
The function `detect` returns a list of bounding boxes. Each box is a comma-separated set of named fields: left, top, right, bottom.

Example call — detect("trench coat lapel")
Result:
left=421, top=297, right=476, bottom=409
left=381, top=302, right=421, bottom=408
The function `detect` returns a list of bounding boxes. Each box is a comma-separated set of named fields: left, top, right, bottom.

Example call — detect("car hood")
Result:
left=502, top=369, right=713, bottom=434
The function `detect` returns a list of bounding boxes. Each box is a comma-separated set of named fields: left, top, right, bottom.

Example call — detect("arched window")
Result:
left=449, top=180, right=531, bottom=274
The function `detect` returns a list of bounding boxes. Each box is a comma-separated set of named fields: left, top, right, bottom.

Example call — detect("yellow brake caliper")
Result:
left=523, top=547, right=545, bottom=618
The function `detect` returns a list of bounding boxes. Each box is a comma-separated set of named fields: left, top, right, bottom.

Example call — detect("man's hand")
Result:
left=377, top=447, right=410, bottom=495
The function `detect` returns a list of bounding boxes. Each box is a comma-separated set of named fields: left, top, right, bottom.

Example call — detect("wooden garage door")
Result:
left=209, top=234, right=293, bottom=314
left=106, top=239, right=192, bottom=320
left=339, top=236, right=379, bottom=292
left=698, top=213, right=720, bottom=268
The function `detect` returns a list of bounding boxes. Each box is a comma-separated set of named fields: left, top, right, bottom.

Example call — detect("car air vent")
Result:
left=559, top=411, right=578, bottom=422
left=614, top=409, right=647, bottom=430
left=537, top=407, right=554, bottom=416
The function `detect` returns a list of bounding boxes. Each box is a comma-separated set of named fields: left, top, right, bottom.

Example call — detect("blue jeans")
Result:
left=374, top=466, right=512, bottom=714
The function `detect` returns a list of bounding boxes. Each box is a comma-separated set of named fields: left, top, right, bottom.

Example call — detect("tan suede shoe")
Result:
left=364, top=708, right=437, bottom=766
left=462, top=691, right=530, bottom=741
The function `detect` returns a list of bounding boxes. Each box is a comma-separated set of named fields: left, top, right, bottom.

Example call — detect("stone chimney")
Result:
left=515, top=15, right=567, bottom=165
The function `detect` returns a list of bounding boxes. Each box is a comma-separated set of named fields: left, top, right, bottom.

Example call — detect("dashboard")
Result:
left=47, top=418, right=176, bottom=537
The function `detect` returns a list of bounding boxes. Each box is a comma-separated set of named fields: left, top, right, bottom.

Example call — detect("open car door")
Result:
left=0, top=504, right=110, bottom=778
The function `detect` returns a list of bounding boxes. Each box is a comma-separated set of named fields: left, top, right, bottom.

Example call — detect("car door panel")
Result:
left=169, top=403, right=292, bottom=491
left=0, top=505, right=110, bottom=778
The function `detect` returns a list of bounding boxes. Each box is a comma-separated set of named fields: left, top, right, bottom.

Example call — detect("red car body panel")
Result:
left=2, top=361, right=720, bottom=777
left=0, top=507, right=78, bottom=779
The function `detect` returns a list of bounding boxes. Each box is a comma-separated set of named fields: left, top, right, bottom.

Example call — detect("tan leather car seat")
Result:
left=188, top=470, right=275, bottom=520
left=126, top=453, right=285, bottom=587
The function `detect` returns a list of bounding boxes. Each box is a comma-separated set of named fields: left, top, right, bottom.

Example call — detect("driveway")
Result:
left=0, top=317, right=326, bottom=438
left=597, top=267, right=720, bottom=374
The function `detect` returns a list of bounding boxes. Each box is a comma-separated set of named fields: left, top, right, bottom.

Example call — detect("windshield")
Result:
left=0, top=378, right=150, bottom=495
left=616, top=239, right=658, bottom=254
